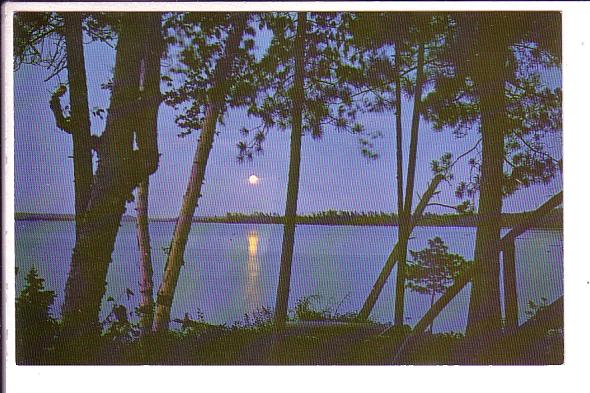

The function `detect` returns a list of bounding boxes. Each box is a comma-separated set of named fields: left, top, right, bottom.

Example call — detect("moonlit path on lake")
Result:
left=15, top=221, right=563, bottom=333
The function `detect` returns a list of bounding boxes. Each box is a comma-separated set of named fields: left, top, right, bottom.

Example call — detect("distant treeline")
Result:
left=16, top=208, right=563, bottom=228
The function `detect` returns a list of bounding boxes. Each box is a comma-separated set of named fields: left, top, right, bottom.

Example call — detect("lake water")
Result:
left=15, top=221, right=563, bottom=333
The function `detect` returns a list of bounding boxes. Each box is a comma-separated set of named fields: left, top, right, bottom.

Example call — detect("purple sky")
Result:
left=14, top=30, right=563, bottom=218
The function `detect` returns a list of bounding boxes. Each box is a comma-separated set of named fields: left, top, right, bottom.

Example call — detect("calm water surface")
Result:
left=15, top=221, right=563, bottom=333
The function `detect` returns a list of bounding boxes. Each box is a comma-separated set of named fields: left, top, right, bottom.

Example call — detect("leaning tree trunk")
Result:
left=393, top=37, right=405, bottom=234
left=393, top=42, right=425, bottom=327
left=61, top=13, right=162, bottom=342
left=153, top=15, right=248, bottom=332
left=357, top=174, right=443, bottom=321
left=273, top=12, right=307, bottom=332
left=465, top=16, right=510, bottom=343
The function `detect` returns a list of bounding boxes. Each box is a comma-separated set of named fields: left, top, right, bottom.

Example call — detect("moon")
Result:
left=248, top=174, right=260, bottom=185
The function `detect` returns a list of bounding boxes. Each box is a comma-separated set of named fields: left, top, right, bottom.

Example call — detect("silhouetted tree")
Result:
left=238, top=12, right=371, bottom=330
left=61, top=13, right=163, bottom=343
left=15, top=12, right=117, bottom=235
left=153, top=12, right=255, bottom=331
left=16, top=267, right=58, bottom=364
left=424, top=12, right=561, bottom=346
left=349, top=13, right=452, bottom=325
left=16, top=12, right=164, bottom=343
left=405, top=237, right=471, bottom=332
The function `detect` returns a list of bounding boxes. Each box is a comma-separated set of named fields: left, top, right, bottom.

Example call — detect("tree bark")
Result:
left=393, top=42, right=425, bottom=327
left=502, top=239, right=517, bottom=331
left=63, top=12, right=93, bottom=235
left=61, top=13, right=162, bottom=341
left=465, top=17, right=510, bottom=341
left=357, top=174, right=443, bottom=321
left=428, top=289, right=436, bottom=333
left=134, top=14, right=163, bottom=336
left=136, top=179, right=154, bottom=336
left=394, top=39, right=405, bottom=230
left=153, top=15, right=248, bottom=332
left=274, top=12, right=307, bottom=332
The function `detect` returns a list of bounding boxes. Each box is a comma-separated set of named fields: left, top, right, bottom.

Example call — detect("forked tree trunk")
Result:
left=63, top=12, right=93, bottom=235
left=153, top=15, right=248, bottom=332
left=465, top=16, right=510, bottom=341
left=357, top=174, right=443, bottom=321
left=273, top=12, right=307, bottom=332
left=393, top=42, right=425, bottom=327
left=61, top=13, right=162, bottom=341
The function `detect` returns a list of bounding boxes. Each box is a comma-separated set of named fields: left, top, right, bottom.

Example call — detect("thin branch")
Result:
left=450, top=138, right=482, bottom=168
left=43, top=60, right=67, bottom=82
left=425, top=202, right=462, bottom=211
left=504, top=156, right=517, bottom=169
left=514, top=132, right=561, bottom=164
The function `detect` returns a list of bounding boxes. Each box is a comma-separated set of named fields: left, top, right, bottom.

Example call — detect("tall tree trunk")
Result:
left=153, top=15, right=248, bottom=332
left=394, top=39, right=405, bottom=230
left=63, top=12, right=93, bottom=235
left=465, top=16, right=509, bottom=341
left=393, top=42, right=425, bottom=327
left=274, top=12, right=307, bottom=331
left=134, top=15, right=163, bottom=336
left=61, top=13, right=162, bottom=342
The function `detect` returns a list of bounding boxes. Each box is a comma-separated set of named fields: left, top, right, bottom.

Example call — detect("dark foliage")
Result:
left=15, top=267, right=59, bottom=364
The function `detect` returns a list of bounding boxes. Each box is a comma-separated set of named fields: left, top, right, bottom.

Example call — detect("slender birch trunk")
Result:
left=274, top=12, right=307, bottom=331
left=134, top=16, right=164, bottom=336
left=429, top=289, right=436, bottom=333
left=393, top=42, right=425, bottom=327
left=136, top=179, right=154, bottom=335
left=153, top=15, right=248, bottom=332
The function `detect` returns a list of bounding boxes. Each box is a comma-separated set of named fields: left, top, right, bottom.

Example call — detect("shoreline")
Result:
left=14, top=214, right=563, bottom=229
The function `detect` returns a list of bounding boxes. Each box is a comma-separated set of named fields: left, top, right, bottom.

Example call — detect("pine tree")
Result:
left=16, top=267, right=58, bottom=364
left=237, top=12, right=371, bottom=330
left=405, top=237, right=471, bottom=332
left=153, top=12, right=257, bottom=331
left=423, top=12, right=561, bottom=345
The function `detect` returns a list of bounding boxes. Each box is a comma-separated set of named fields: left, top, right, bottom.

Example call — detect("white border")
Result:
left=3, top=2, right=588, bottom=393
